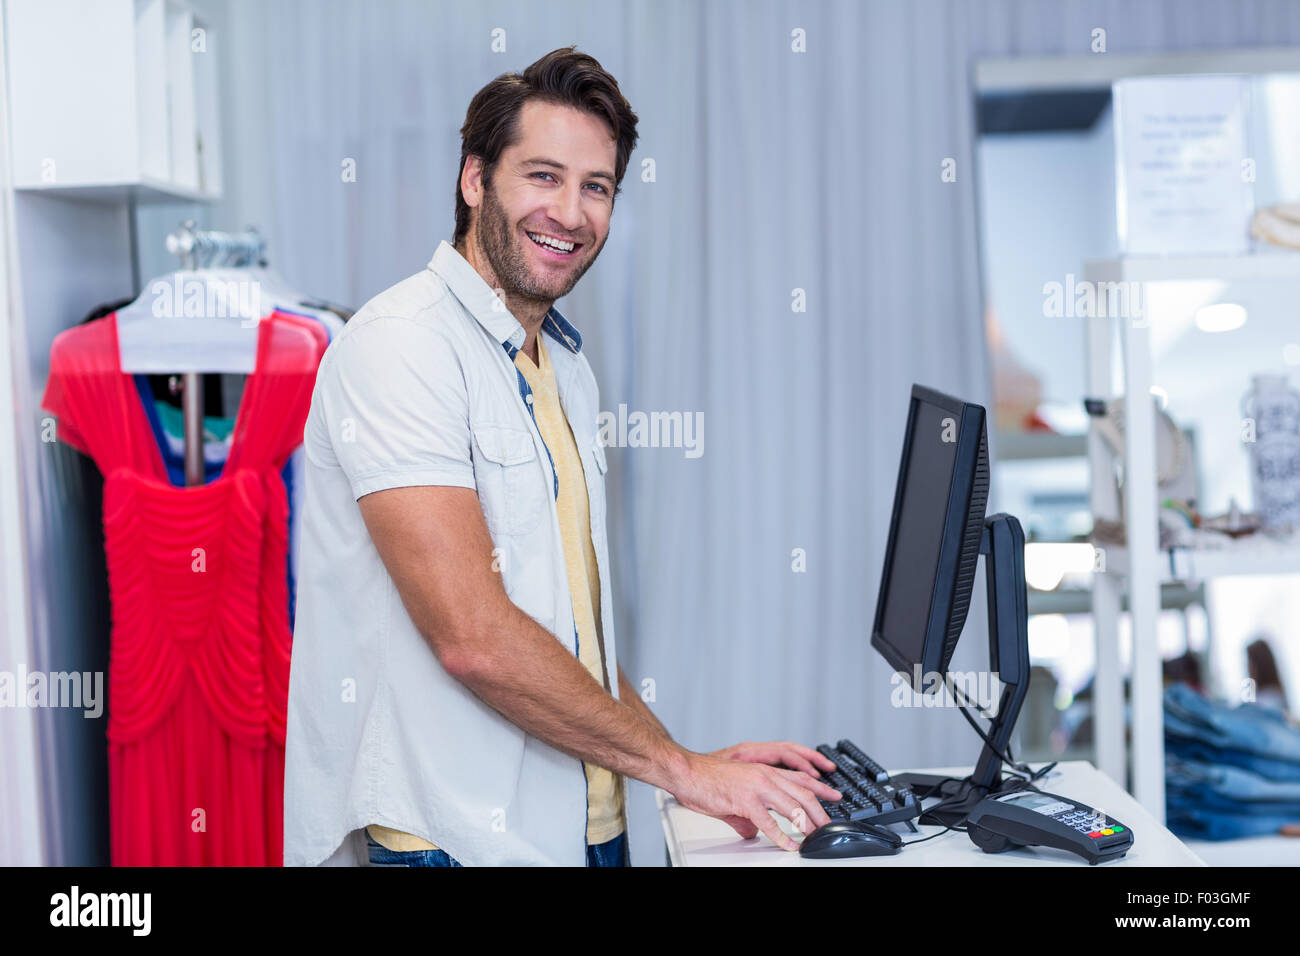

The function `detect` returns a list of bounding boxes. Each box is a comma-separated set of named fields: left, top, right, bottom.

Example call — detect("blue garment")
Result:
left=1166, top=806, right=1300, bottom=841
left=1168, top=790, right=1300, bottom=819
left=364, top=829, right=629, bottom=867
left=1167, top=755, right=1300, bottom=803
left=133, top=376, right=228, bottom=485
left=1164, top=682, right=1300, bottom=765
left=1163, top=686, right=1300, bottom=840
left=585, top=831, right=629, bottom=868
left=1166, top=735, right=1300, bottom=783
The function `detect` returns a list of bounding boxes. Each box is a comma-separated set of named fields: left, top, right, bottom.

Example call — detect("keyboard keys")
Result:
left=817, top=744, right=849, bottom=770
left=813, top=738, right=919, bottom=827
left=837, top=739, right=890, bottom=782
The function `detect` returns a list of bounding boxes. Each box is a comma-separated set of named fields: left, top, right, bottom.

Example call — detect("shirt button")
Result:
left=525, top=393, right=533, bottom=404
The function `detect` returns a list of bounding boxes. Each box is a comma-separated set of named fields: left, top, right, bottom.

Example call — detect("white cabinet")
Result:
left=6, top=0, right=220, bottom=202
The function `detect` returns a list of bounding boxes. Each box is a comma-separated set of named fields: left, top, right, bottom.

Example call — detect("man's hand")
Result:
left=666, top=752, right=842, bottom=851
left=710, top=741, right=838, bottom=779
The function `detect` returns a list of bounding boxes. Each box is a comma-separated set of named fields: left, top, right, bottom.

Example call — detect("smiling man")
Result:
left=283, top=46, right=838, bottom=868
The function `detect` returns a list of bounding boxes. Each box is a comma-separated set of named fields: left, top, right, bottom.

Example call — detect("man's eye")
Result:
left=585, top=183, right=607, bottom=194
left=531, top=172, right=555, bottom=182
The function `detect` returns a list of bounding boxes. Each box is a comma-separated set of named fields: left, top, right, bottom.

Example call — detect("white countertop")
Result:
left=657, top=760, right=1206, bottom=867
left=1183, top=834, right=1299, bottom=866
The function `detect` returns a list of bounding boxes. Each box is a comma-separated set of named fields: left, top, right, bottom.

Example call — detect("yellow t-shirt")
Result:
left=367, top=334, right=624, bottom=853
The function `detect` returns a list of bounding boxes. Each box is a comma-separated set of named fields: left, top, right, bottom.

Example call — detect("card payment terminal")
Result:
left=965, top=789, right=1134, bottom=864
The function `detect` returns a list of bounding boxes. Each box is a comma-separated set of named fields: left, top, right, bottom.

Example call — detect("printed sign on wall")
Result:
left=1114, top=75, right=1253, bottom=256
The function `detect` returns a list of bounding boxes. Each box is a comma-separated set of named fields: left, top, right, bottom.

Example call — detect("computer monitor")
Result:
left=871, top=384, right=1031, bottom=826
left=871, top=384, right=989, bottom=683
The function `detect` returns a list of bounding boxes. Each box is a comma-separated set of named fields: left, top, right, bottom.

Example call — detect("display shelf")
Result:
left=1083, top=255, right=1300, bottom=826
left=995, top=429, right=1088, bottom=461
left=12, top=177, right=216, bottom=205
left=6, top=0, right=221, bottom=203
left=1084, top=252, right=1300, bottom=284
left=1170, top=536, right=1300, bottom=580
left=1092, top=540, right=1300, bottom=582
left=1027, top=582, right=1203, bottom=616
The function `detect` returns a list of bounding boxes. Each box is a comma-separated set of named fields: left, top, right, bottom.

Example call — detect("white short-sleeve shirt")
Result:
left=283, top=240, right=619, bottom=867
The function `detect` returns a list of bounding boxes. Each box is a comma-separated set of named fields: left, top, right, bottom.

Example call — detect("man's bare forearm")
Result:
left=618, top=666, right=673, bottom=741
left=448, top=600, right=689, bottom=791
left=359, top=485, right=693, bottom=797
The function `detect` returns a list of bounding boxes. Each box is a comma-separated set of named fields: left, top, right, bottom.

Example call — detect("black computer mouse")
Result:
left=798, top=820, right=904, bottom=859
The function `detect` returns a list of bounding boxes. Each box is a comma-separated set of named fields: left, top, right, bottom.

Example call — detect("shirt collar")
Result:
left=428, top=240, right=583, bottom=355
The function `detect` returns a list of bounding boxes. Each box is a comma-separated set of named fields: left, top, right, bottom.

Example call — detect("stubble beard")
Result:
left=475, top=180, right=605, bottom=310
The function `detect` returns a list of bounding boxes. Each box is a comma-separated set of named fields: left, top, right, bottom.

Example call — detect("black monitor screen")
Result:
left=878, top=397, right=959, bottom=669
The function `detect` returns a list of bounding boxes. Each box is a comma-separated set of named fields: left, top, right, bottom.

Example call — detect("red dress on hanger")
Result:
left=41, top=310, right=325, bottom=865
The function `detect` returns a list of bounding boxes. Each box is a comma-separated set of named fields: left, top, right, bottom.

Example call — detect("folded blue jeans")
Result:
left=365, top=830, right=629, bottom=867
left=1166, top=806, right=1300, bottom=841
left=1164, top=683, right=1300, bottom=765
left=1166, top=735, right=1300, bottom=783
left=1167, top=785, right=1300, bottom=818
left=1166, top=755, right=1300, bottom=803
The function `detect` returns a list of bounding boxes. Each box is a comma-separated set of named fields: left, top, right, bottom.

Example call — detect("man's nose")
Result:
left=547, top=182, right=585, bottom=234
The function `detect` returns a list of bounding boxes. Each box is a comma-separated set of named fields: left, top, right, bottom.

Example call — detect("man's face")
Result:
left=468, top=99, right=617, bottom=304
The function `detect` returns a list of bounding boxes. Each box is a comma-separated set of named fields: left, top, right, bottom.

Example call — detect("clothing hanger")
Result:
left=115, top=225, right=318, bottom=374
left=115, top=223, right=305, bottom=483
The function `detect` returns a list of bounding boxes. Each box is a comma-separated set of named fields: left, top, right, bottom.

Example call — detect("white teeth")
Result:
left=527, top=231, right=575, bottom=253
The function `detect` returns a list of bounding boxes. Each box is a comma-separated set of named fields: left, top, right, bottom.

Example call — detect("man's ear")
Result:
left=460, top=155, right=485, bottom=210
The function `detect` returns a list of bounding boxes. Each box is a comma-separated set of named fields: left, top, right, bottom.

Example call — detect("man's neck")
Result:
left=459, top=234, right=550, bottom=363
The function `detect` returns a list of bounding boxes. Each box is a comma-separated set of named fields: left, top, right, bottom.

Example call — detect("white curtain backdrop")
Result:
left=187, top=0, right=1300, bottom=864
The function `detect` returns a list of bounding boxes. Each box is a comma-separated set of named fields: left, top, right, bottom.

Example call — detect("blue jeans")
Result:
left=1167, top=755, right=1300, bottom=804
left=365, top=830, right=629, bottom=867
left=1164, top=683, right=1300, bottom=765
left=1166, top=806, right=1300, bottom=840
left=1166, top=733, right=1300, bottom=782
left=1165, top=754, right=1300, bottom=840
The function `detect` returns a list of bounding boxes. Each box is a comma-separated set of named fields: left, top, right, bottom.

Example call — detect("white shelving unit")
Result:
left=1103, top=534, right=1300, bottom=583
left=1083, top=251, right=1300, bottom=825
left=6, top=0, right=222, bottom=202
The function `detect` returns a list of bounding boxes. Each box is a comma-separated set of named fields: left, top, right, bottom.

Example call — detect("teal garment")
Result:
left=154, top=399, right=237, bottom=444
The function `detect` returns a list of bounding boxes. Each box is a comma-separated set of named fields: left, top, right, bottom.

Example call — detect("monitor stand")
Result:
left=890, top=513, right=1031, bottom=829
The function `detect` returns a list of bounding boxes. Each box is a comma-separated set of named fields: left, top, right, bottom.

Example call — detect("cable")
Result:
left=941, top=674, right=1058, bottom=784
left=900, top=824, right=959, bottom=846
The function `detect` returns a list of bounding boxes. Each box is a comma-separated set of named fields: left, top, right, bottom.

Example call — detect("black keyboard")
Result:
left=815, top=739, right=920, bottom=826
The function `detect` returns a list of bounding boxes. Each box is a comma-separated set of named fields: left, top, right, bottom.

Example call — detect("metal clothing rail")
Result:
left=165, top=221, right=267, bottom=271
left=164, top=221, right=268, bottom=485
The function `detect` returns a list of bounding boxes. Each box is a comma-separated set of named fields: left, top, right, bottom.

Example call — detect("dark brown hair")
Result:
left=454, top=46, right=639, bottom=247
left=1247, top=638, right=1284, bottom=692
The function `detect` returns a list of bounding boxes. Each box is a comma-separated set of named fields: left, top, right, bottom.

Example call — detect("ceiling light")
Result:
left=1195, top=303, right=1247, bottom=332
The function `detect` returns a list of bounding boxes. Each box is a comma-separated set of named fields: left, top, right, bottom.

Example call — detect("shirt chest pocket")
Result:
left=472, top=424, right=548, bottom=537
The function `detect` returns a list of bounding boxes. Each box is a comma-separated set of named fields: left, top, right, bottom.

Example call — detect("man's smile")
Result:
left=525, top=228, right=584, bottom=260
